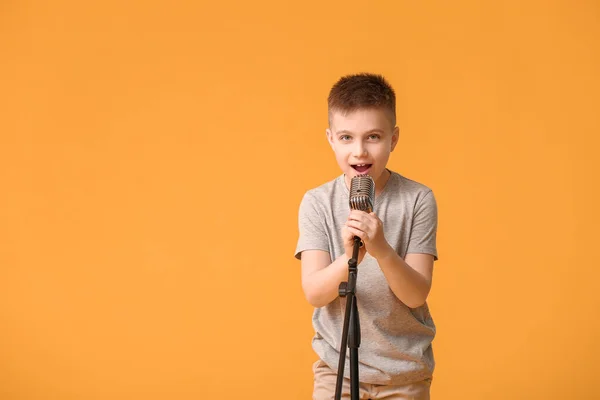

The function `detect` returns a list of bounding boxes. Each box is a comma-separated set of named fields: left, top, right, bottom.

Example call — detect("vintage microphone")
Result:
left=349, top=174, right=375, bottom=213
left=335, top=174, right=375, bottom=400
left=348, top=174, right=375, bottom=247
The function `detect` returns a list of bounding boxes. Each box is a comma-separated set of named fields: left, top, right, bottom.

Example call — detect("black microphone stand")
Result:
left=334, top=236, right=362, bottom=400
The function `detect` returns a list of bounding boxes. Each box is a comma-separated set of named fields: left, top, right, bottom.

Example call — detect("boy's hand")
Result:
left=345, top=210, right=393, bottom=260
left=342, top=222, right=366, bottom=264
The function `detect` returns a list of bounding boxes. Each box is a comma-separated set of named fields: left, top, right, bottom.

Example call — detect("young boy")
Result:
left=295, top=73, right=439, bottom=400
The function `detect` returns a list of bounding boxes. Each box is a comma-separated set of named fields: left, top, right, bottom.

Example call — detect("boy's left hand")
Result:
left=345, top=210, right=392, bottom=260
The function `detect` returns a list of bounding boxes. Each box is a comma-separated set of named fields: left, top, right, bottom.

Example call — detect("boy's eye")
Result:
left=339, top=135, right=351, bottom=141
left=368, top=134, right=380, bottom=140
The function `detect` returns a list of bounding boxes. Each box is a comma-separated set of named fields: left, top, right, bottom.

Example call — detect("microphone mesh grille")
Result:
left=349, top=175, right=375, bottom=212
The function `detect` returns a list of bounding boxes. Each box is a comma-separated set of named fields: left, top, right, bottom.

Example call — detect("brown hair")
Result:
left=328, top=73, right=396, bottom=127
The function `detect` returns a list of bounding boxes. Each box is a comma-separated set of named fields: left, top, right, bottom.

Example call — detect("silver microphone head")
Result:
left=349, top=175, right=375, bottom=212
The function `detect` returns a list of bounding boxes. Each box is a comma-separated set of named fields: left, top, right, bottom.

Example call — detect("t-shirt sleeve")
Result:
left=406, top=190, right=439, bottom=261
left=294, top=192, right=330, bottom=260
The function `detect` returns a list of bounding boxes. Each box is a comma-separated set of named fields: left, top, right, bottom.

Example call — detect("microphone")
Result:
left=349, top=175, right=375, bottom=213
left=349, top=175, right=375, bottom=249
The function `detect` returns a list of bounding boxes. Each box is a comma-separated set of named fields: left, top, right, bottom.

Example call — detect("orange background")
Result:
left=1, top=1, right=599, bottom=399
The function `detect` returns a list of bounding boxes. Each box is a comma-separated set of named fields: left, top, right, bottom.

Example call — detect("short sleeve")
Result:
left=406, top=190, right=439, bottom=261
left=294, top=192, right=330, bottom=260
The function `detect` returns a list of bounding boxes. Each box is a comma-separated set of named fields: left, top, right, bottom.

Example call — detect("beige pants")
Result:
left=313, top=359, right=432, bottom=400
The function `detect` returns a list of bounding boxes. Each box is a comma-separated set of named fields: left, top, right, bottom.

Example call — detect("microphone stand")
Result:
left=334, top=236, right=362, bottom=400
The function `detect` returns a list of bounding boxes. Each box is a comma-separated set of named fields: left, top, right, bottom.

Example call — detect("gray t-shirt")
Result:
left=294, top=170, right=439, bottom=385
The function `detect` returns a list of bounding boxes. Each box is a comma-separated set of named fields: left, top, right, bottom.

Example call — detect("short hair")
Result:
left=327, top=73, right=396, bottom=127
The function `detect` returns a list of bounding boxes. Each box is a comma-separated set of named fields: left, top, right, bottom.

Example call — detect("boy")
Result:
left=295, top=73, right=439, bottom=400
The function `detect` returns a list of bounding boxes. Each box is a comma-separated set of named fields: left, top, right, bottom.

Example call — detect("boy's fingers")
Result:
left=346, top=220, right=365, bottom=230
left=348, top=213, right=375, bottom=225
left=349, top=210, right=369, bottom=220
left=347, top=226, right=367, bottom=240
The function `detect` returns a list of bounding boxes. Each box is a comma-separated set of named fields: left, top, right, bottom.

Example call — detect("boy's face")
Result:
left=326, top=108, right=399, bottom=190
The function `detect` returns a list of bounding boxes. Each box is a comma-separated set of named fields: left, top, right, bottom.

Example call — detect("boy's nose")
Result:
left=352, top=144, right=367, bottom=157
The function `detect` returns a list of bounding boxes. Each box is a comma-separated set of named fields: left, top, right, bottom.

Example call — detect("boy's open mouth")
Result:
left=351, top=164, right=372, bottom=173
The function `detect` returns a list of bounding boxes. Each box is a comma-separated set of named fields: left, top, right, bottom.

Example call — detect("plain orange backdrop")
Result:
left=1, top=1, right=599, bottom=399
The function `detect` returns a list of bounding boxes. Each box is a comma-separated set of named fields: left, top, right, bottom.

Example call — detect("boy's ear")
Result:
left=326, top=128, right=335, bottom=148
left=390, top=126, right=400, bottom=151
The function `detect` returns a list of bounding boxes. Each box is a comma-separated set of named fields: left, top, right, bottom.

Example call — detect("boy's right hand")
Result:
left=342, top=224, right=366, bottom=264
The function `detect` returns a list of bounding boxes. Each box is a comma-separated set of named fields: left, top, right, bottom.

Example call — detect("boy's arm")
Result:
left=296, top=191, right=349, bottom=308
left=300, top=216, right=368, bottom=308
left=345, top=186, right=438, bottom=308
left=378, top=189, right=438, bottom=308
left=376, top=250, right=434, bottom=308
left=300, top=250, right=349, bottom=308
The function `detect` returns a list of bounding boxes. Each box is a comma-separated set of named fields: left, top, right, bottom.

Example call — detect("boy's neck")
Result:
left=344, top=168, right=392, bottom=198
